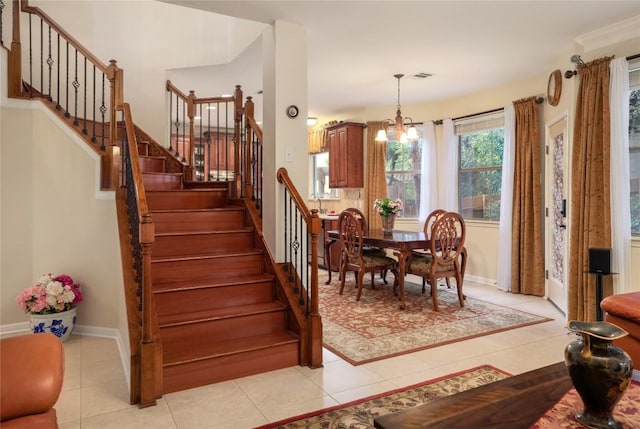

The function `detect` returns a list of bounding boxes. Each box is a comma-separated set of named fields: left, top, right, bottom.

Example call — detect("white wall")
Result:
left=29, top=0, right=266, bottom=144
left=1, top=69, right=126, bottom=333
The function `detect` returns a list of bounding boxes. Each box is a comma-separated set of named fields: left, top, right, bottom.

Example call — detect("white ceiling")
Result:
left=163, top=1, right=640, bottom=119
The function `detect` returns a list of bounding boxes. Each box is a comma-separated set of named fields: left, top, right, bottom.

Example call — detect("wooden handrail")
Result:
left=277, top=168, right=314, bottom=219
left=276, top=167, right=323, bottom=368
left=117, top=102, right=157, bottom=408
left=21, top=0, right=110, bottom=72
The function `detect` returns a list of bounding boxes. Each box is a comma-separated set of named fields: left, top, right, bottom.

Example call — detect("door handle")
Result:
left=559, top=224, right=567, bottom=229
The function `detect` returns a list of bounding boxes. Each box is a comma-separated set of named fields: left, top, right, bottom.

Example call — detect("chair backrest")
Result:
left=343, top=207, right=368, bottom=232
left=429, top=211, right=466, bottom=266
left=338, top=210, right=364, bottom=261
left=423, top=209, right=448, bottom=238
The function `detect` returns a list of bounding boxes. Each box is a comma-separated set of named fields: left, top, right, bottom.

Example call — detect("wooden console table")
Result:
left=374, top=362, right=573, bottom=429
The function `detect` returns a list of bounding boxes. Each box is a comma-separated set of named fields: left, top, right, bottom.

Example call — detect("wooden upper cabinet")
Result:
left=327, top=122, right=365, bottom=188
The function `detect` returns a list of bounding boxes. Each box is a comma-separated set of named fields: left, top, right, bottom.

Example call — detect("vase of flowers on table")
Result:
left=374, top=197, right=403, bottom=233
left=16, top=273, right=83, bottom=342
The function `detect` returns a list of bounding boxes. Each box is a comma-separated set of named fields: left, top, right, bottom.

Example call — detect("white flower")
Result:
left=45, top=280, right=64, bottom=296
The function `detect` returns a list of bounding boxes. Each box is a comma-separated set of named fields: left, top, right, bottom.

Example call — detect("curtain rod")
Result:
left=432, top=96, right=543, bottom=125
left=628, top=53, right=640, bottom=61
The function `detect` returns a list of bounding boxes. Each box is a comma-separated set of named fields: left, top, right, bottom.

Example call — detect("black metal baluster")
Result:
left=39, top=18, right=43, bottom=95
left=181, top=101, right=186, bottom=162
left=168, top=92, right=173, bottom=151
left=173, top=96, right=180, bottom=158
left=298, top=212, right=305, bottom=305
left=82, top=58, right=87, bottom=134
left=91, top=66, right=96, bottom=142
left=0, top=0, right=5, bottom=46
left=46, top=26, right=53, bottom=102
left=64, top=41, right=70, bottom=117
left=100, top=74, right=106, bottom=151
left=28, top=15, right=33, bottom=98
left=55, top=33, right=61, bottom=110
left=72, top=49, right=79, bottom=126
left=283, top=189, right=289, bottom=272
left=205, top=103, right=211, bottom=181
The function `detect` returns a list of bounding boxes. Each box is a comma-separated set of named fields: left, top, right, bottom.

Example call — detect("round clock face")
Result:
left=547, top=70, right=562, bottom=106
left=286, top=105, right=299, bottom=118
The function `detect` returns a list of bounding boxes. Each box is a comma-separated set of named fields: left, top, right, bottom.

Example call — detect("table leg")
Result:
left=325, top=239, right=334, bottom=284
left=395, top=250, right=406, bottom=310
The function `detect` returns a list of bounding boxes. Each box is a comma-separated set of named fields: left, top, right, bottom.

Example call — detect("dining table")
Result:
left=326, top=229, right=430, bottom=310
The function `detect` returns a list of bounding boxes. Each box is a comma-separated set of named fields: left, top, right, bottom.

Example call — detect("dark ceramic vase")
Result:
left=564, top=320, right=634, bottom=429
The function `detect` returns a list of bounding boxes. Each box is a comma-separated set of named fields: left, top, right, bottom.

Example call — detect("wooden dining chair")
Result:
left=413, top=209, right=448, bottom=293
left=407, top=211, right=466, bottom=311
left=339, top=208, right=389, bottom=283
left=338, top=210, right=398, bottom=301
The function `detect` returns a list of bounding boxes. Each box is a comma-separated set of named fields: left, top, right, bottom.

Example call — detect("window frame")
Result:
left=456, top=114, right=505, bottom=222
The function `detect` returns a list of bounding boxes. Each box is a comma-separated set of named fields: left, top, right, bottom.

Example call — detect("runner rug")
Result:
left=319, top=271, right=552, bottom=365
left=255, top=365, right=509, bottom=429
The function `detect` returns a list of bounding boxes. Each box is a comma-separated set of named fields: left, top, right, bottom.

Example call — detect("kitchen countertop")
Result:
left=318, top=214, right=339, bottom=220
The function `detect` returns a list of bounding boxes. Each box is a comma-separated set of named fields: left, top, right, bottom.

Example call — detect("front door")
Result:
left=545, top=115, right=569, bottom=314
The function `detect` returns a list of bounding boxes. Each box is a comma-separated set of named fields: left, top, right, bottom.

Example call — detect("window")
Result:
left=310, top=152, right=338, bottom=199
left=629, top=61, right=640, bottom=233
left=457, top=114, right=504, bottom=221
left=385, top=128, right=423, bottom=218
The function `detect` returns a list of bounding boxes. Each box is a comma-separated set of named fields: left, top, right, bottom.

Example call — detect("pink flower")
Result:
left=16, top=273, right=83, bottom=315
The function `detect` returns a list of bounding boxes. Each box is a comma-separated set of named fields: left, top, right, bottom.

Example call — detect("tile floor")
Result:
left=55, top=277, right=587, bottom=428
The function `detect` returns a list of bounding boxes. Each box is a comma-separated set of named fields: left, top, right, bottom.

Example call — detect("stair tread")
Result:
left=159, top=301, right=286, bottom=327
left=152, top=248, right=262, bottom=263
left=142, top=171, right=182, bottom=177
left=163, top=331, right=299, bottom=366
left=151, top=207, right=243, bottom=214
left=153, top=272, right=275, bottom=293
left=139, top=155, right=166, bottom=160
left=155, top=227, right=253, bottom=237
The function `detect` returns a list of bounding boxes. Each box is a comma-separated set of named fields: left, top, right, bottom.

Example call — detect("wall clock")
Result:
left=547, top=69, right=562, bottom=106
left=286, top=105, right=299, bottom=118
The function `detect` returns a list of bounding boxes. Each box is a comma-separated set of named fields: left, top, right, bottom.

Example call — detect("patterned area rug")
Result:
left=320, top=271, right=552, bottom=364
left=255, top=365, right=509, bottom=429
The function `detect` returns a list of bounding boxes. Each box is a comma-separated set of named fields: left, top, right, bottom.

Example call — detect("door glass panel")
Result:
left=551, top=132, right=565, bottom=282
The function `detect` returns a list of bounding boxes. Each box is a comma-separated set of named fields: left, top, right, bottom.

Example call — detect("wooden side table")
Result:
left=374, top=362, right=573, bottom=429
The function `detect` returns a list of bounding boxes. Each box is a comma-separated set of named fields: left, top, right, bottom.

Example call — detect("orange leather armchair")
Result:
left=0, top=333, right=65, bottom=428
left=601, top=291, right=640, bottom=367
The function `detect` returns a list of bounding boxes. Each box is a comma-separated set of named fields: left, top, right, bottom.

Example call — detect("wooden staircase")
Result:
left=137, top=139, right=300, bottom=394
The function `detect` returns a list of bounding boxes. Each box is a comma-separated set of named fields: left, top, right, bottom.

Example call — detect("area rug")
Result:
left=255, top=365, right=510, bottom=429
left=319, top=271, right=552, bottom=365
left=530, top=380, right=640, bottom=429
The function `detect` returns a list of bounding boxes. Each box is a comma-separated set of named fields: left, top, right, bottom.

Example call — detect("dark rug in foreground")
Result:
left=255, top=365, right=509, bottom=429
left=320, top=271, right=552, bottom=364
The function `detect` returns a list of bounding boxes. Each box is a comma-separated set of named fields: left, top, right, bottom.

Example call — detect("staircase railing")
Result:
left=116, top=103, right=159, bottom=408
left=8, top=0, right=122, bottom=157
left=241, top=95, right=263, bottom=217
left=276, top=168, right=323, bottom=368
left=165, top=80, right=243, bottom=195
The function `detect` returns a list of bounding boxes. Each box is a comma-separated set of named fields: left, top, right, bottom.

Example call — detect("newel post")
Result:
left=232, top=85, right=243, bottom=198
left=243, top=95, right=255, bottom=198
left=186, top=90, right=196, bottom=182
left=106, top=59, right=123, bottom=148
left=308, top=211, right=323, bottom=368
left=139, top=214, right=158, bottom=408
left=7, top=0, right=23, bottom=97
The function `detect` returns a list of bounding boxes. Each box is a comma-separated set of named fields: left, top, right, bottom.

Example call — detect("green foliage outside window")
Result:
left=386, top=133, right=422, bottom=218
left=458, top=128, right=504, bottom=220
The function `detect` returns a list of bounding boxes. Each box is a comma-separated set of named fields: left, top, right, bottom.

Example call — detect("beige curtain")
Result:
left=510, top=97, right=544, bottom=296
left=568, top=56, right=613, bottom=321
left=308, top=127, right=327, bottom=153
left=365, top=122, right=388, bottom=230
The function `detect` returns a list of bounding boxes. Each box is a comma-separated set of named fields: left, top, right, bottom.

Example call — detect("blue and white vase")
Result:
left=30, top=307, right=77, bottom=342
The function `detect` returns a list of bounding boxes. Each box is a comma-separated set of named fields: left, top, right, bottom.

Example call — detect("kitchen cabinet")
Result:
left=327, top=122, right=364, bottom=188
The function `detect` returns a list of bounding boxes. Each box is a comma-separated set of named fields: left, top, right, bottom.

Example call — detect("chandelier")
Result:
left=375, top=73, right=418, bottom=143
